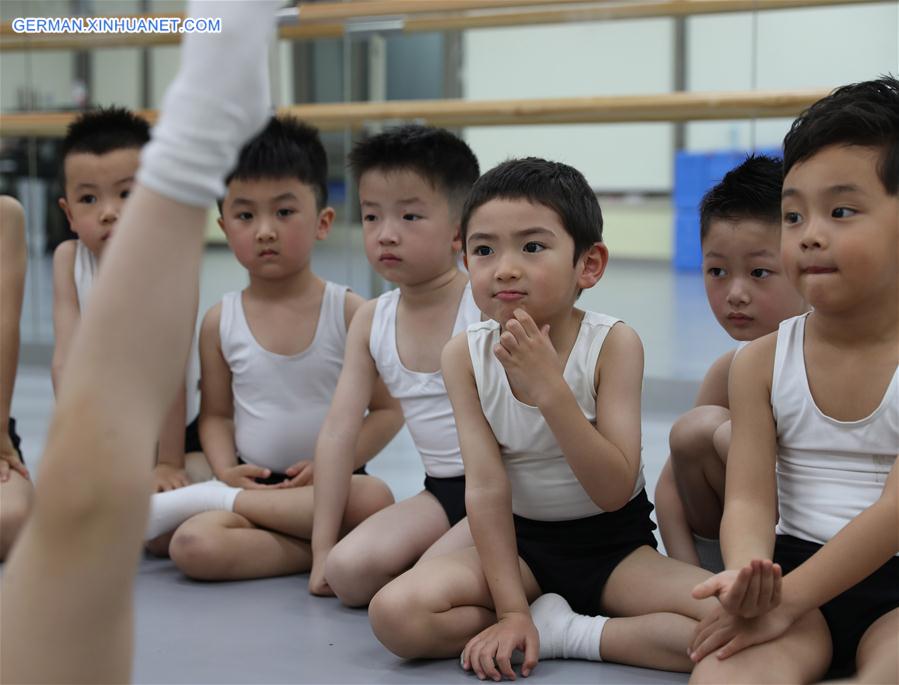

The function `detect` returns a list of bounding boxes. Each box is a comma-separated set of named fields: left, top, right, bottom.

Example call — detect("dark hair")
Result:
left=460, top=157, right=602, bottom=263
left=224, top=115, right=329, bottom=209
left=699, top=154, right=783, bottom=242
left=348, top=125, right=480, bottom=218
left=783, top=75, right=899, bottom=195
left=60, top=106, right=150, bottom=185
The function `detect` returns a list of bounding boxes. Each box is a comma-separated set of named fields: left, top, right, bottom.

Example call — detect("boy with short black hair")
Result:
left=689, top=75, right=899, bottom=684
left=144, top=116, right=400, bottom=580
left=53, top=106, right=206, bottom=494
left=655, top=155, right=806, bottom=569
left=370, top=157, right=718, bottom=679
left=309, top=124, right=483, bottom=605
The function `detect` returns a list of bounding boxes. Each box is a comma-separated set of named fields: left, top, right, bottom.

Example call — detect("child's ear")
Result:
left=577, top=242, right=608, bottom=290
left=58, top=197, right=74, bottom=226
left=451, top=223, right=463, bottom=254
left=316, top=206, right=336, bottom=240
left=216, top=216, right=226, bottom=233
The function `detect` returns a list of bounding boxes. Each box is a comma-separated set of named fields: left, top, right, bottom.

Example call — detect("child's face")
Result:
left=358, top=169, right=460, bottom=286
left=219, top=178, right=333, bottom=278
left=702, top=219, right=806, bottom=341
left=465, top=198, right=604, bottom=326
left=58, top=149, right=140, bottom=258
left=781, top=145, right=899, bottom=314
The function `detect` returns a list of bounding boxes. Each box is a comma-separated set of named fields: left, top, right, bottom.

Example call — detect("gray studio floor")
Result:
left=6, top=238, right=732, bottom=683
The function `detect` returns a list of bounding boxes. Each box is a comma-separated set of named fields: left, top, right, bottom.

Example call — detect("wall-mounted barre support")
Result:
left=0, top=89, right=830, bottom=137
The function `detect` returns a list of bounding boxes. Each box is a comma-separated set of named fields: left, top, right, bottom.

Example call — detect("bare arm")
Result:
left=719, top=335, right=779, bottom=568
left=447, top=333, right=540, bottom=679
left=0, top=197, right=26, bottom=428
left=538, top=323, right=645, bottom=512
left=343, top=292, right=403, bottom=469
left=154, top=379, right=191, bottom=491
left=443, top=334, right=527, bottom=618
left=50, top=240, right=80, bottom=394
left=311, top=301, right=379, bottom=565
left=0, top=197, right=28, bottom=476
left=197, top=303, right=238, bottom=479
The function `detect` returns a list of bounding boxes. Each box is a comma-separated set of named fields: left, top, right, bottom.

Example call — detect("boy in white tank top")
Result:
left=309, top=126, right=482, bottom=606
left=52, top=108, right=208, bottom=495
left=147, top=116, right=400, bottom=581
left=654, top=156, right=807, bottom=570
left=688, top=78, right=899, bottom=684
left=1, top=4, right=282, bottom=679
left=369, top=158, right=722, bottom=678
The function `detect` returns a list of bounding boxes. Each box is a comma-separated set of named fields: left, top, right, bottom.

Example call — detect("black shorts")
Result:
left=514, top=489, right=658, bottom=616
left=424, top=474, right=467, bottom=527
left=8, top=417, right=23, bottom=461
left=774, top=534, right=899, bottom=679
left=238, top=457, right=367, bottom=485
left=183, top=416, right=202, bottom=454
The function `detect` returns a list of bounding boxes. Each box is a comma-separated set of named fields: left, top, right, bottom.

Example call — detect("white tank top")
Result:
left=467, top=312, right=646, bottom=521
left=73, top=240, right=98, bottom=311
left=221, top=282, right=349, bottom=473
left=772, top=313, right=898, bottom=549
left=74, top=240, right=201, bottom=422
left=369, top=282, right=480, bottom=478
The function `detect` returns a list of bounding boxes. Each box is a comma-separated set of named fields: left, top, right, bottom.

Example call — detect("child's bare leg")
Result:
left=655, top=459, right=702, bottom=565
left=0, top=188, right=208, bottom=684
left=326, top=492, right=456, bottom=607
left=854, top=608, right=898, bottom=684
left=169, top=476, right=392, bottom=580
left=0, top=471, right=33, bottom=560
left=669, top=405, right=730, bottom=539
left=233, top=475, right=392, bottom=538
left=590, top=546, right=717, bottom=671
left=418, top=518, right=473, bottom=562
left=690, top=610, right=831, bottom=684
left=369, top=546, right=541, bottom=658
left=601, top=613, right=700, bottom=671
left=170, top=511, right=314, bottom=579
left=0, top=2, right=278, bottom=680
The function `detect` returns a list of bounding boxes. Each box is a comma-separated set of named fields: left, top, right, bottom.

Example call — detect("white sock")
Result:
left=530, top=593, right=607, bottom=661
left=137, top=0, right=282, bottom=207
left=145, top=480, right=240, bottom=540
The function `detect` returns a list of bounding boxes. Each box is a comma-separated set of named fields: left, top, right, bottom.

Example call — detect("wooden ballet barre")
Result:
left=0, top=0, right=885, bottom=51
left=0, top=89, right=829, bottom=137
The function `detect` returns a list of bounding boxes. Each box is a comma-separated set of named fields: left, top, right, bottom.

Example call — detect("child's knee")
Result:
left=669, top=406, right=730, bottom=463
left=324, top=541, right=379, bottom=606
left=369, top=579, right=429, bottom=658
left=348, top=476, right=394, bottom=520
left=169, top=522, right=230, bottom=579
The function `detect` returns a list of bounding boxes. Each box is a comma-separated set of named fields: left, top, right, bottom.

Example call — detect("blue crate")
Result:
left=673, top=148, right=781, bottom=271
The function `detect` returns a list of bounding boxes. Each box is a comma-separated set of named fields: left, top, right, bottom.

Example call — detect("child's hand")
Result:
left=692, top=560, right=782, bottom=618
left=0, top=434, right=29, bottom=482
left=220, top=463, right=279, bottom=489
left=461, top=611, right=539, bottom=681
left=308, top=558, right=335, bottom=597
left=688, top=602, right=797, bottom=663
left=494, top=309, right=564, bottom=408
left=279, top=459, right=314, bottom=488
left=152, top=463, right=190, bottom=492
